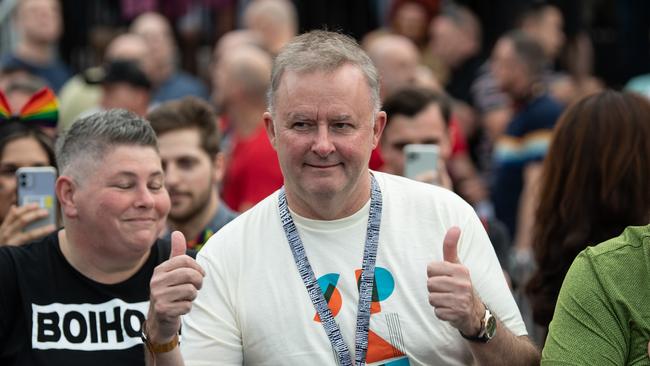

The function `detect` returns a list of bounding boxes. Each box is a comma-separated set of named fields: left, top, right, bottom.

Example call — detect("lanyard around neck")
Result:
left=278, top=175, right=383, bottom=366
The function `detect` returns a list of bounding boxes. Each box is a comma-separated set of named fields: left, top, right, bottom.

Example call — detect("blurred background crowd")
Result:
left=1, top=0, right=650, bottom=349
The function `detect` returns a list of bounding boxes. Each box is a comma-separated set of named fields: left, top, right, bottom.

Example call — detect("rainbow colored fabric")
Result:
left=0, top=87, right=58, bottom=128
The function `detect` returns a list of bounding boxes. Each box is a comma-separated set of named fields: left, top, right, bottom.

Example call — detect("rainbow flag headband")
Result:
left=0, top=87, right=59, bottom=128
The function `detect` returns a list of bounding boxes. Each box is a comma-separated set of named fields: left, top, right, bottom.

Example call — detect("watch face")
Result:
left=485, top=314, right=497, bottom=339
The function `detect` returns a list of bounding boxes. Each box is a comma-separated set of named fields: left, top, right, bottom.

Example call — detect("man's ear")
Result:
left=56, top=176, right=78, bottom=218
left=263, top=111, right=277, bottom=150
left=211, top=152, right=225, bottom=183
left=372, top=111, right=387, bottom=149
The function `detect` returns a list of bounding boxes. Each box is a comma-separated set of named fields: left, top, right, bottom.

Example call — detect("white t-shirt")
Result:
left=181, top=172, right=526, bottom=365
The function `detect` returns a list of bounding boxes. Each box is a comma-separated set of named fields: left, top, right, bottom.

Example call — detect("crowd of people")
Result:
left=1, top=0, right=649, bottom=365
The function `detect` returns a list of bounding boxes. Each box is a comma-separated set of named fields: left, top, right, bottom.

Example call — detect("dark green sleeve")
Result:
left=541, top=251, right=627, bottom=365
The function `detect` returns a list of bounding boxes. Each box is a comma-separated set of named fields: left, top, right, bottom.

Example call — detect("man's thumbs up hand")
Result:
left=442, top=226, right=461, bottom=263
left=427, top=226, right=484, bottom=337
left=169, top=231, right=187, bottom=259
left=147, top=231, right=205, bottom=344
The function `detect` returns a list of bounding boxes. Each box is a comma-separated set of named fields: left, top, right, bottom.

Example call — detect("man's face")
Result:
left=71, top=145, right=170, bottom=255
left=491, top=38, right=527, bottom=96
left=101, top=83, right=149, bottom=116
left=265, top=65, right=384, bottom=202
left=158, top=128, right=219, bottom=223
left=378, top=45, right=418, bottom=99
left=17, top=0, right=62, bottom=44
left=393, top=2, right=429, bottom=42
left=131, top=16, right=175, bottom=67
left=211, top=60, right=230, bottom=112
left=381, top=103, right=450, bottom=175
left=0, top=136, right=50, bottom=221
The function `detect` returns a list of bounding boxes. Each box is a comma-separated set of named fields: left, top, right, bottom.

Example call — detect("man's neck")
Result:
left=229, top=103, right=266, bottom=139
left=16, top=41, right=54, bottom=65
left=168, top=190, right=219, bottom=241
left=58, top=229, right=150, bottom=285
left=150, top=61, right=173, bottom=86
left=285, top=172, right=372, bottom=221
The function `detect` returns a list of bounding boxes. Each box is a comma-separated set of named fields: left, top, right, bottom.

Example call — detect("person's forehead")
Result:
left=98, top=145, right=160, bottom=168
left=275, top=65, right=372, bottom=108
left=157, top=128, right=208, bottom=156
left=386, top=104, right=446, bottom=136
left=0, top=137, right=49, bottom=163
left=133, top=16, right=171, bottom=37
left=493, top=39, right=515, bottom=59
left=19, top=0, right=58, bottom=11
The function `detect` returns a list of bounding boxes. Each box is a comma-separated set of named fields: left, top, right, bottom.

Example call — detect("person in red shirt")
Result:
left=213, top=46, right=283, bottom=212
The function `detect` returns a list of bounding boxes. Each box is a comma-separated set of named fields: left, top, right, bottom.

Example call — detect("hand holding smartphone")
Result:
left=16, top=167, right=58, bottom=232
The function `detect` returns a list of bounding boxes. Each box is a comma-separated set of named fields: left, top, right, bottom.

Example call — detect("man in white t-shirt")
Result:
left=144, top=30, right=539, bottom=365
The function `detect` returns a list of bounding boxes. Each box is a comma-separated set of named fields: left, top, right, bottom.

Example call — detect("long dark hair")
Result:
left=526, top=90, right=650, bottom=328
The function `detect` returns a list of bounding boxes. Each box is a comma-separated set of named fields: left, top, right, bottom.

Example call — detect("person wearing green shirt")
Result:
left=542, top=224, right=650, bottom=365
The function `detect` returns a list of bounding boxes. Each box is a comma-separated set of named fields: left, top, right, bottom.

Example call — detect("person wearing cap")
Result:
left=74, top=59, right=153, bottom=119
left=58, top=33, right=154, bottom=132
left=97, top=60, right=153, bottom=117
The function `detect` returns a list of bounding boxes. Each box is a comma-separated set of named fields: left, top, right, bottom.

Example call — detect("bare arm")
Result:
left=468, top=319, right=540, bottom=365
left=427, top=228, right=540, bottom=365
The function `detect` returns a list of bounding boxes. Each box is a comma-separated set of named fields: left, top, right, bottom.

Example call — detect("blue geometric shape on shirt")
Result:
left=316, top=273, right=340, bottom=301
left=381, top=356, right=410, bottom=365
left=373, top=267, right=395, bottom=301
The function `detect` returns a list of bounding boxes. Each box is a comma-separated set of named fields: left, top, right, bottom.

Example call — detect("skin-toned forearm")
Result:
left=467, top=321, right=540, bottom=366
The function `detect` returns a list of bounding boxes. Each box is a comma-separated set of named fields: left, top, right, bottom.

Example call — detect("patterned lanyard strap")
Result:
left=278, top=175, right=383, bottom=366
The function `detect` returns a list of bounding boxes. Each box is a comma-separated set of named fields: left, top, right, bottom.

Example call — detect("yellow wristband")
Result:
left=141, top=320, right=179, bottom=354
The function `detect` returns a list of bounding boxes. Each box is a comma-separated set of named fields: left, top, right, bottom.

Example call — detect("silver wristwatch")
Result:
left=460, top=304, right=497, bottom=343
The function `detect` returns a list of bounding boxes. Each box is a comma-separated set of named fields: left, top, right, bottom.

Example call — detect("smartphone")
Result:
left=16, top=167, right=58, bottom=232
left=404, top=144, right=439, bottom=181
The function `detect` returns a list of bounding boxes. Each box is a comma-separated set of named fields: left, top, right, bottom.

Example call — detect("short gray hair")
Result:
left=56, top=109, right=158, bottom=180
left=267, top=30, right=381, bottom=116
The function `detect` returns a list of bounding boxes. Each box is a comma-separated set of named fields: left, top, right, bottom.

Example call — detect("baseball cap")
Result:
left=84, top=59, right=152, bottom=89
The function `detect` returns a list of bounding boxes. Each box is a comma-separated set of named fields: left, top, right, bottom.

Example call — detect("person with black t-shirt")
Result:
left=0, top=109, right=197, bottom=365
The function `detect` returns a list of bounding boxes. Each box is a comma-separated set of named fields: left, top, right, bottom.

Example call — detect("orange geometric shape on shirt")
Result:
left=366, top=329, right=405, bottom=363
left=313, top=284, right=343, bottom=322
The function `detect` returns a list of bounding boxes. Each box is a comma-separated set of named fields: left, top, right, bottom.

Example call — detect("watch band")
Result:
left=460, top=304, right=496, bottom=343
left=140, top=321, right=179, bottom=354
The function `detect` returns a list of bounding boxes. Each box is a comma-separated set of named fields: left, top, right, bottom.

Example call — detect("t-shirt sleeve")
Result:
left=541, top=251, right=626, bottom=365
left=181, top=248, right=243, bottom=365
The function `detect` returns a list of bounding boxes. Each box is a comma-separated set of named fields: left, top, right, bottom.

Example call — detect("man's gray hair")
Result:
left=267, top=30, right=381, bottom=115
left=56, top=109, right=158, bottom=180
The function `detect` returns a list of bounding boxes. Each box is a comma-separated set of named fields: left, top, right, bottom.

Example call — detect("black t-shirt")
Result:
left=0, top=232, right=172, bottom=366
